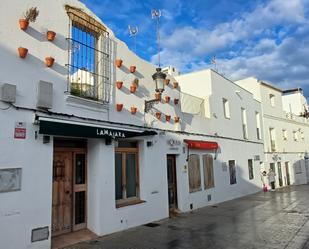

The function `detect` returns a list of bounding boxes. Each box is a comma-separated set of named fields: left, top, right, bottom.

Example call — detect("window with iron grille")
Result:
left=66, top=6, right=111, bottom=102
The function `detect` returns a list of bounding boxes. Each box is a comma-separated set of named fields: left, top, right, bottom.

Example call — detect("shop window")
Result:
left=248, top=159, right=254, bottom=180
left=229, top=160, right=237, bottom=185
left=115, top=141, right=139, bottom=206
left=203, top=154, right=214, bottom=189
left=188, top=154, right=202, bottom=193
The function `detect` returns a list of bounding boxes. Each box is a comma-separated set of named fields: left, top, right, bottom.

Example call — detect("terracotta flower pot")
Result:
left=173, top=82, right=179, bottom=89
left=174, top=116, right=180, bottom=123
left=130, top=85, right=137, bottom=93
left=130, top=66, right=136, bottom=73
left=131, top=107, right=137, bottom=114
left=18, top=47, right=28, bottom=58
left=165, top=96, right=170, bottom=103
left=174, top=98, right=179, bottom=105
left=164, top=79, right=170, bottom=86
left=132, top=78, right=139, bottom=88
left=45, top=57, right=55, bottom=67
left=155, top=92, right=161, bottom=100
left=165, top=115, right=171, bottom=122
left=115, top=59, right=123, bottom=68
left=19, top=19, right=29, bottom=30
left=47, top=31, right=56, bottom=41
left=116, top=104, right=123, bottom=112
left=116, top=81, right=123, bottom=89
left=155, top=112, right=161, bottom=120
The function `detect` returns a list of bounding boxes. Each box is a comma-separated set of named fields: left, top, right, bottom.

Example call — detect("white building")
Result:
left=236, top=77, right=309, bottom=187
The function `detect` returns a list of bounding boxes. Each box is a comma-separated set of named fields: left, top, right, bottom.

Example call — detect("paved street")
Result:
left=66, top=185, right=309, bottom=249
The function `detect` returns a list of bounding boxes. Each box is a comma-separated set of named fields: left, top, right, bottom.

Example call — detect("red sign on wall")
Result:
left=14, top=122, right=26, bottom=139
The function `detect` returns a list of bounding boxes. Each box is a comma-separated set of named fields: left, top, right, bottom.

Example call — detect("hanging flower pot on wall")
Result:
left=19, top=7, right=39, bottom=30
left=132, top=78, right=139, bottom=88
left=164, top=79, right=170, bottom=86
left=174, top=116, right=180, bottom=123
left=19, top=19, right=29, bottom=30
left=165, top=115, right=171, bottom=122
left=131, top=106, right=137, bottom=114
left=18, top=47, right=28, bottom=58
left=173, top=82, right=179, bottom=89
left=155, top=92, right=161, bottom=100
left=45, top=56, right=55, bottom=67
left=155, top=112, right=161, bottom=120
left=174, top=98, right=179, bottom=105
left=130, top=66, right=136, bottom=73
left=116, top=81, right=123, bottom=89
left=47, top=31, right=56, bottom=41
left=130, top=85, right=137, bottom=93
left=116, top=104, right=123, bottom=112
left=115, top=59, right=123, bottom=68
left=165, top=96, right=170, bottom=103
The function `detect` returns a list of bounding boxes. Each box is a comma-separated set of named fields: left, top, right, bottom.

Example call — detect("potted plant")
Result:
left=45, top=56, right=55, bottom=67
left=132, top=78, right=139, bottom=88
left=164, top=79, right=170, bottom=85
left=47, top=31, right=56, bottom=41
left=116, top=81, right=123, bottom=89
left=131, top=106, right=137, bottom=114
left=155, top=92, right=161, bottom=100
left=165, top=115, right=171, bottom=122
left=18, top=47, right=28, bottom=58
left=115, top=59, right=123, bottom=68
left=130, top=66, right=136, bottom=73
left=116, top=104, right=123, bottom=112
left=173, top=82, right=179, bottom=89
left=174, top=116, right=180, bottom=123
left=130, top=84, right=137, bottom=93
left=155, top=112, right=161, bottom=120
left=19, top=7, right=39, bottom=30
left=164, top=96, right=170, bottom=103
left=174, top=98, right=179, bottom=105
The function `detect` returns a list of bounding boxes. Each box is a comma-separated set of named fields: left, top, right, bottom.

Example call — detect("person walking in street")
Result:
left=267, top=168, right=276, bottom=191
left=261, top=171, right=268, bottom=192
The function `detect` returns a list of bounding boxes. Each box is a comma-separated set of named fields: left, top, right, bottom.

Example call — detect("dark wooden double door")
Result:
left=52, top=149, right=87, bottom=236
left=167, top=155, right=178, bottom=211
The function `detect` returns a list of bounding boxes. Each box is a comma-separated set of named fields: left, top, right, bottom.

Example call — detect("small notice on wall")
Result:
left=14, top=122, right=26, bottom=139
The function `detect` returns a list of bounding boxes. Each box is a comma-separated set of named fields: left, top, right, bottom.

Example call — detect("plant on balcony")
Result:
left=174, top=98, right=179, bottom=105
left=70, top=83, right=99, bottom=101
left=116, top=104, right=123, bottom=112
left=130, top=84, right=137, bottom=93
left=155, top=112, right=161, bottom=120
left=131, top=106, right=137, bottom=114
left=116, top=81, right=123, bottom=89
left=164, top=79, right=170, bottom=86
left=165, top=115, right=171, bottom=122
left=155, top=92, right=161, bottom=100
left=115, top=59, right=123, bottom=68
left=45, top=56, right=55, bottom=67
left=19, top=7, right=39, bottom=30
left=164, top=96, right=170, bottom=103
left=173, top=82, right=179, bottom=89
left=47, top=31, right=56, bottom=41
left=18, top=47, right=28, bottom=58
left=174, top=116, right=180, bottom=123
left=130, top=66, right=136, bottom=73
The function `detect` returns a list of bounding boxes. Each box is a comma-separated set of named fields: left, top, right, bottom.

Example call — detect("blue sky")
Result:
left=80, top=0, right=309, bottom=95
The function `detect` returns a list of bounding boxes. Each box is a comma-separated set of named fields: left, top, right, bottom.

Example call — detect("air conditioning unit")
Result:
left=37, top=81, right=53, bottom=109
left=0, top=83, right=16, bottom=103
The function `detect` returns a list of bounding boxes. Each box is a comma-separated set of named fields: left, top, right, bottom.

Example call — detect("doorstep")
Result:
left=51, top=229, right=97, bottom=249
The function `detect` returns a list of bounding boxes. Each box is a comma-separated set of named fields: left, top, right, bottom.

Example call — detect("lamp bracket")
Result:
left=144, top=99, right=160, bottom=113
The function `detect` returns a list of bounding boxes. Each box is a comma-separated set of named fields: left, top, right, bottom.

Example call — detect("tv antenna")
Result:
left=128, top=25, right=139, bottom=53
left=151, top=9, right=162, bottom=67
left=210, top=56, right=218, bottom=72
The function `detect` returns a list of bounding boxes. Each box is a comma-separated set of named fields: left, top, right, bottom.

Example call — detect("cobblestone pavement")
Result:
left=65, top=185, right=309, bottom=249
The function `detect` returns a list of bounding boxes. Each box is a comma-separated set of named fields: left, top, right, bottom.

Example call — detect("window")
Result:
left=293, top=131, right=299, bottom=141
left=115, top=141, right=139, bottom=206
left=203, top=154, right=214, bottom=189
left=269, top=94, right=275, bottom=107
left=241, top=108, right=248, bottom=139
left=301, top=131, right=305, bottom=141
left=269, top=128, right=276, bottom=152
left=66, top=6, right=111, bottom=102
left=255, top=112, right=261, bottom=140
left=270, top=163, right=275, bottom=172
left=229, top=160, right=237, bottom=185
left=282, top=129, right=287, bottom=141
left=223, top=98, right=230, bottom=119
left=188, top=154, right=202, bottom=193
left=248, top=159, right=254, bottom=180
left=295, top=161, right=302, bottom=174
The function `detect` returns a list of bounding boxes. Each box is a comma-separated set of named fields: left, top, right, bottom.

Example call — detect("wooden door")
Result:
left=52, top=152, right=73, bottom=236
left=285, top=162, right=290, bottom=185
left=167, top=155, right=177, bottom=211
